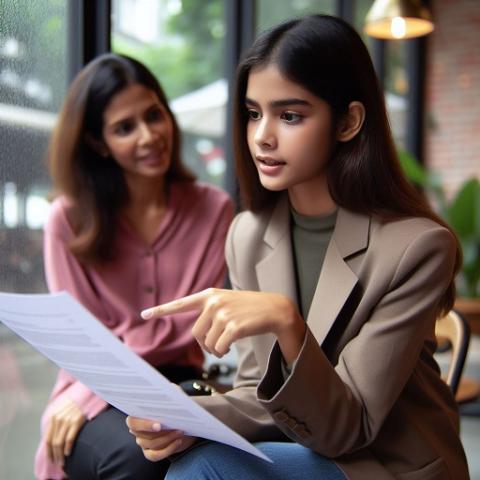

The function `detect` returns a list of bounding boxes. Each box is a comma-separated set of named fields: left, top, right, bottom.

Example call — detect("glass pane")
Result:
left=385, top=40, right=409, bottom=148
left=111, top=0, right=227, bottom=187
left=257, top=0, right=335, bottom=32
left=353, top=0, right=376, bottom=46
left=355, top=0, right=408, bottom=149
left=0, top=0, right=67, bottom=477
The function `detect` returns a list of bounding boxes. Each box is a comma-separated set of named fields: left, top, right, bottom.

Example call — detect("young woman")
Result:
left=34, top=53, right=233, bottom=480
left=127, top=15, right=469, bottom=480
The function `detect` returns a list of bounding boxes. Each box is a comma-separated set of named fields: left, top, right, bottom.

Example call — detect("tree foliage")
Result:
left=112, top=0, right=224, bottom=100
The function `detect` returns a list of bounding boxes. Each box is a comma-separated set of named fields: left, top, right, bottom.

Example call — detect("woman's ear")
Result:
left=85, top=134, right=110, bottom=157
left=336, top=101, right=365, bottom=142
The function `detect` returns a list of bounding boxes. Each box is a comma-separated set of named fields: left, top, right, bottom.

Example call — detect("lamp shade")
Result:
left=364, top=0, right=434, bottom=39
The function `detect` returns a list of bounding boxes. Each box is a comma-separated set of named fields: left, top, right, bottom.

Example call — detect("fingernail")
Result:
left=141, top=309, right=153, bottom=319
left=152, top=422, right=161, bottom=431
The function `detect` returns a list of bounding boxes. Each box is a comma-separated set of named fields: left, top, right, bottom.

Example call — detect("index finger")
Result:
left=141, top=289, right=211, bottom=319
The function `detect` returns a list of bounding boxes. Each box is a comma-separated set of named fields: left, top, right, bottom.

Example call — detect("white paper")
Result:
left=0, top=291, right=271, bottom=462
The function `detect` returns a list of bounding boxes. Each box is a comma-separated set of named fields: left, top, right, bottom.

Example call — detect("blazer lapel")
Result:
left=307, top=209, right=370, bottom=346
left=253, top=196, right=296, bottom=365
left=254, top=199, right=371, bottom=350
left=255, top=195, right=297, bottom=302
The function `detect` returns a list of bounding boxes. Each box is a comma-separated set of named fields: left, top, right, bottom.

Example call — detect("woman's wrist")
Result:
left=275, top=298, right=306, bottom=364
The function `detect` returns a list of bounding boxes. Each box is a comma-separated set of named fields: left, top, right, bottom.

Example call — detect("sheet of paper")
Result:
left=0, top=290, right=271, bottom=462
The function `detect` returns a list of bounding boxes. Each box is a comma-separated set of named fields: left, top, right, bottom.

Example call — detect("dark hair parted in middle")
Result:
left=48, top=53, right=195, bottom=264
left=234, top=15, right=422, bottom=217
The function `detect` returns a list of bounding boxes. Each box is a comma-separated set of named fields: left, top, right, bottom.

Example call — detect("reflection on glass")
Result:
left=1, top=0, right=67, bottom=292
left=257, top=0, right=334, bottom=32
left=354, top=0, right=376, bottom=45
left=111, top=0, right=227, bottom=186
left=3, top=183, right=19, bottom=228
left=385, top=40, right=409, bottom=148
left=0, top=1, right=67, bottom=477
left=353, top=1, right=408, bottom=149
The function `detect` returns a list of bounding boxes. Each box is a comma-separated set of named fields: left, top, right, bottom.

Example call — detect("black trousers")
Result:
left=64, top=365, right=201, bottom=480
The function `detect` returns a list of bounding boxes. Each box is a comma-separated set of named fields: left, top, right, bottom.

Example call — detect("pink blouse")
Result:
left=34, top=181, right=233, bottom=480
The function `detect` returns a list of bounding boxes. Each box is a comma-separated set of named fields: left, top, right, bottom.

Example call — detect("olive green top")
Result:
left=290, top=207, right=337, bottom=319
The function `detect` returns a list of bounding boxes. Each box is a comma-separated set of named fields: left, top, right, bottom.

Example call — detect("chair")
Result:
left=435, top=309, right=470, bottom=397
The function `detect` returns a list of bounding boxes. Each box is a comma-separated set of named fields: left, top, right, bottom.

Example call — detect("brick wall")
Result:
left=425, top=0, right=480, bottom=196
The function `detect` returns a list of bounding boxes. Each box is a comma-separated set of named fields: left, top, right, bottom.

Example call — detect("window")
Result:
left=355, top=0, right=409, bottom=149
left=0, top=1, right=67, bottom=476
left=257, top=0, right=334, bottom=32
left=384, top=40, right=409, bottom=148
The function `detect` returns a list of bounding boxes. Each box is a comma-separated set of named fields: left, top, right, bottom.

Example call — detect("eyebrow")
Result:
left=106, top=117, right=132, bottom=130
left=106, top=104, right=162, bottom=128
left=245, top=97, right=312, bottom=108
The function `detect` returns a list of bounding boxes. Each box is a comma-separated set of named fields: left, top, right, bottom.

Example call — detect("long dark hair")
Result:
left=233, top=14, right=460, bottom=314
left=48, top=53, right=195, bottom=264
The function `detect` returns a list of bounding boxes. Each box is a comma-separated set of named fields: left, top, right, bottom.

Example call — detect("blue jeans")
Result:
left=166, top=441, right=346, bottom=480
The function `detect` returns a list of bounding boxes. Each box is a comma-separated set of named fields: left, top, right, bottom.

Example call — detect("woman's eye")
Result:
left=146, top=107, right=164, bottom=123
left=114, top=121, right=134, bottom=135
left=247, top=109, right=261, bottom=121
left=281, top=112, right=302, bottom=123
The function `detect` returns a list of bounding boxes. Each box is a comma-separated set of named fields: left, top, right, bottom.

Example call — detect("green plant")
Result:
left=399, top=151, right=480, bottom=298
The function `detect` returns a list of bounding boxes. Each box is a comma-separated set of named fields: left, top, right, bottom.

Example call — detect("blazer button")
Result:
left=273, top=410, right=289, bottom=422
left=293, top=423, right=310, bottom=439
left=144, top=286, right=154, bottom=293
left=285, top=417, right=297, bottom=429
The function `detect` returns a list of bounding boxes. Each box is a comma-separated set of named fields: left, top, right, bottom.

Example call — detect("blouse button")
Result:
left=144, top=286, right=154, bottom=293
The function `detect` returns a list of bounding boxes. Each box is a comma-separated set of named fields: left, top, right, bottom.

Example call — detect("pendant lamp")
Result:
left=364, top=0, right=434, bottom=40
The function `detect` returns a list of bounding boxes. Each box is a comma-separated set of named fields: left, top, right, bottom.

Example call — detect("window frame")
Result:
left=86, top=0, right=427, bottom=195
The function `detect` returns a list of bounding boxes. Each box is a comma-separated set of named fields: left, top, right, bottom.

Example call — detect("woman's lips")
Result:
left=256, top=155, right=286, bottom=175
left=138, top=149, right=167, bottom=166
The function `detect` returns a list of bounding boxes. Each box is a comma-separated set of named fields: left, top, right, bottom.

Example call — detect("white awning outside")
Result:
left=170, top=78, right=227, bottom=138
left=0, top=103, right=57, bottom=132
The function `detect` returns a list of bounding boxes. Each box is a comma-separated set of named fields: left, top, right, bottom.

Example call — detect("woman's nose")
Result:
left=138, top=122, right=155, bottom=146
left=254, top=119, right=276, bottom=149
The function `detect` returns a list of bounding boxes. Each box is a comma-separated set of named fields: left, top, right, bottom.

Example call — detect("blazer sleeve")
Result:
left=195, top=214, right=287, bottom=441
left=43, top=203, right=109, bottom=419
left=256, top=226, right=457, bottom=457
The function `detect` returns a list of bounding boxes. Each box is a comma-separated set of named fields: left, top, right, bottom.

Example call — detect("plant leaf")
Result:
left=397, top=150, right=428, bottom=185
left=446, top=178, right=480, bottom=238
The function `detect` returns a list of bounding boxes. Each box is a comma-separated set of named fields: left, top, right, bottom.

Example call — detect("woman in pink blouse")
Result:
left=34, top=53, right=233, bottom=480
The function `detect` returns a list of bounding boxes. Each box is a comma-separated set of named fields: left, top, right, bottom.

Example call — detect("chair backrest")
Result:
left=435, top=309, right=470, bottom=395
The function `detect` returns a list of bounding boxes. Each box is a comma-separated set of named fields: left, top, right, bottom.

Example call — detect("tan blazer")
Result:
left=197, top=196, right=469, bottom=480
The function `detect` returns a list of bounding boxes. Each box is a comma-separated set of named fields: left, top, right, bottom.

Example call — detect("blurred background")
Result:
left=0, top=0, right=478, bottom=478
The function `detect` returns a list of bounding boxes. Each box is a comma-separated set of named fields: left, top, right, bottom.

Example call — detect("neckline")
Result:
left=118, top=182, right=182, bottom=249
left=290, top=207, right=338, bottom=232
